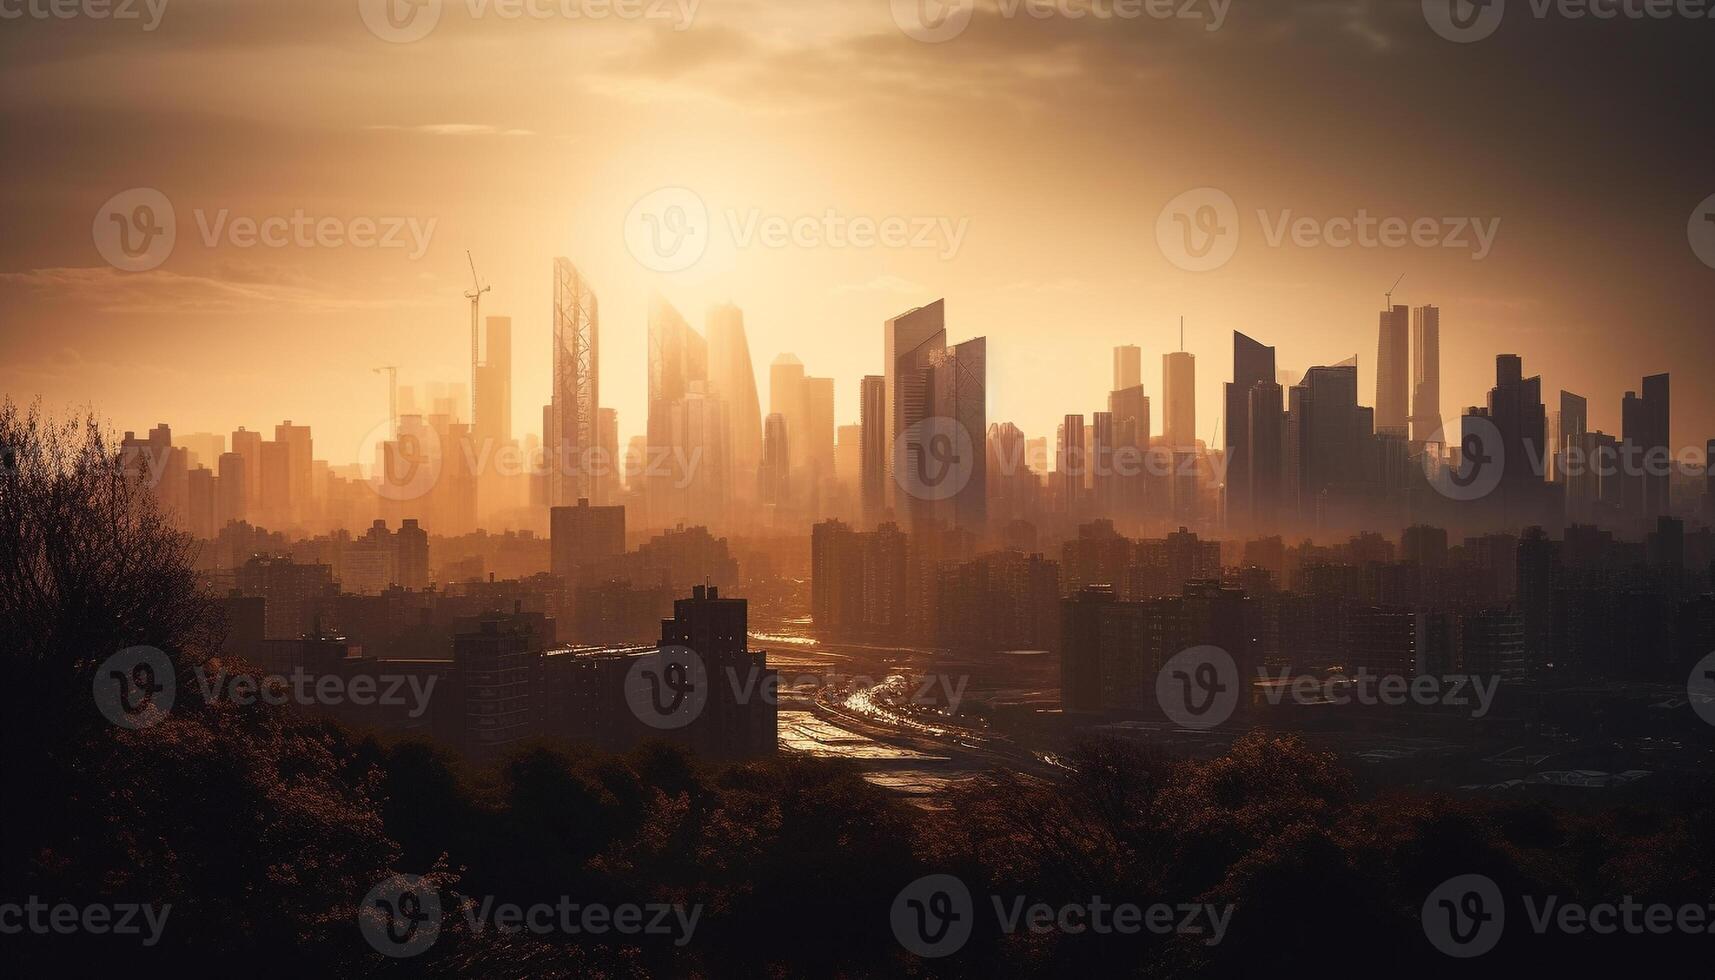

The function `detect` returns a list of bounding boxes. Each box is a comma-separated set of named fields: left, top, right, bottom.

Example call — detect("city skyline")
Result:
left=4, top=7, right=1711, bottom=464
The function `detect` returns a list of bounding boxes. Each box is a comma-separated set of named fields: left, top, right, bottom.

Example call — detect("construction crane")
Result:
left=465, top=250, right=490, bottom=427
left=372, top=365, right=398, bottom=440
left=1384, top=273, right=1405, bottom=310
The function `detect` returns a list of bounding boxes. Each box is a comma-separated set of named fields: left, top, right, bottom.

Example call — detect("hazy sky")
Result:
left=2, top=0, right=1711, bottom=465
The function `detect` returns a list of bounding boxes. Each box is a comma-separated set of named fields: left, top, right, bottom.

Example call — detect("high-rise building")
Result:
left=706, top=303, right=762, bottom=498
left=859, top=375, right=886, bottom=524
left=1621, top=373, right=1670, bottom=522
left=926, top=337, right=987, bottom=532
left=180, top=432, right=225, bottom=470
left=274, top=421, right=312, bottom=521
left=803, top=375, right=836, bottom=489
left=1091, top=411, right=1116, bottom=515
left=769, top=353, right=806, bottom=477
left=1248, top=380, right=1285, bottom=529
left=883, top=300, right=947, bottom=513
left=259, top=439, right=291, bottom=527
left=1288, top=362, right=1370, bottom=518
left=1553, top=390, right=1587, bottom=484
left=216, top=451, right=247, bottom=529
left=759, top=412, right=790, bottom=507
left=596, top=407, right=619, bottom=505
left=1375, top=304, right=1410, bottom=436
left=550, top=497, right=625, bottom=580
left=1163, top=349, right=1196, bottom=450
left=1113, top=345, right=1141, bottom=392
left=551, top=258, right=600, bottom=506
left=835, top=423, right=863, bottom=489
left=473, top=314, right=512, bottom=451
left=1109, top=377, right=1150, bottom=522
left=1224, top=331, right=1276, bottom=527
left=1466, top=354, right=1550, bottom=527
left=647, top=295, right=708, bottom=524
left=1058, top=414, right=1086, bottom=515
left=1410, top=305, right=1442, bottom=445
left=230, top=426, right=262, bottom=510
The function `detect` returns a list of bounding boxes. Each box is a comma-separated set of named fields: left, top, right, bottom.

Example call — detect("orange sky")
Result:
left=2, top=1, right=1711, bottom=466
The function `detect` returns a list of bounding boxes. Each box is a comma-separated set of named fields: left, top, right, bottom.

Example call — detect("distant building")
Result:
left=550, top=498, right=625, bottom=580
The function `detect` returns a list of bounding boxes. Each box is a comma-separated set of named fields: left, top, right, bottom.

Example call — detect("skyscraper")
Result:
left=596, top=407, right=618, bottom=505
left=1553, top=390, right=1587, bottom=484
left=706, top=303, right=762, bottom=497
left=759, top=412, right=790, bottom=506
left=647, top=295, right=712, bottom=525
left=1409, top=305, right=1442, bottom=445
left=1113, top=345, right=1141, bottom=392
left=274, top=421, right=312, bottom=523
left=230, top=426, right=262, bottom=510
left=859, top=375, right=886, bottom=525
left=803, top=376, right=836, bottom=491
left=1471, top=354, right=1550, bottom=527
left=1058, top=414, right=1085, bottom=515
left=473, top=314, right=512, bottom=450
left=883, top=300, right=947, bottom=513
left=216, top=451, right=247, bottom=528
left=1223, top=331, right=1276, bottom=527
left=1288, top=362, right=1368, bottom=517
left=550, top=258, right=599, bottom=507
left=1621, top=373, right=1670, bottom=522
left=1162, top=349, right=1195, bottom=450
left=769, top=353, right=806, bottom=477
left=1375, top=304, right=1409, bottom=436
left=926, top=337, right=987, bottom=531
left=1248, top=380, right=1285, bottom=529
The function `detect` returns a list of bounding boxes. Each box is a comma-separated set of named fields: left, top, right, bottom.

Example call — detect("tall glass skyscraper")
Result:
left=550, top=258, right=598, bottom=506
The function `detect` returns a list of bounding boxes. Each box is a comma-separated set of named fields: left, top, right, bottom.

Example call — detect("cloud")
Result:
left=0, top=266, right=436, bottom=315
